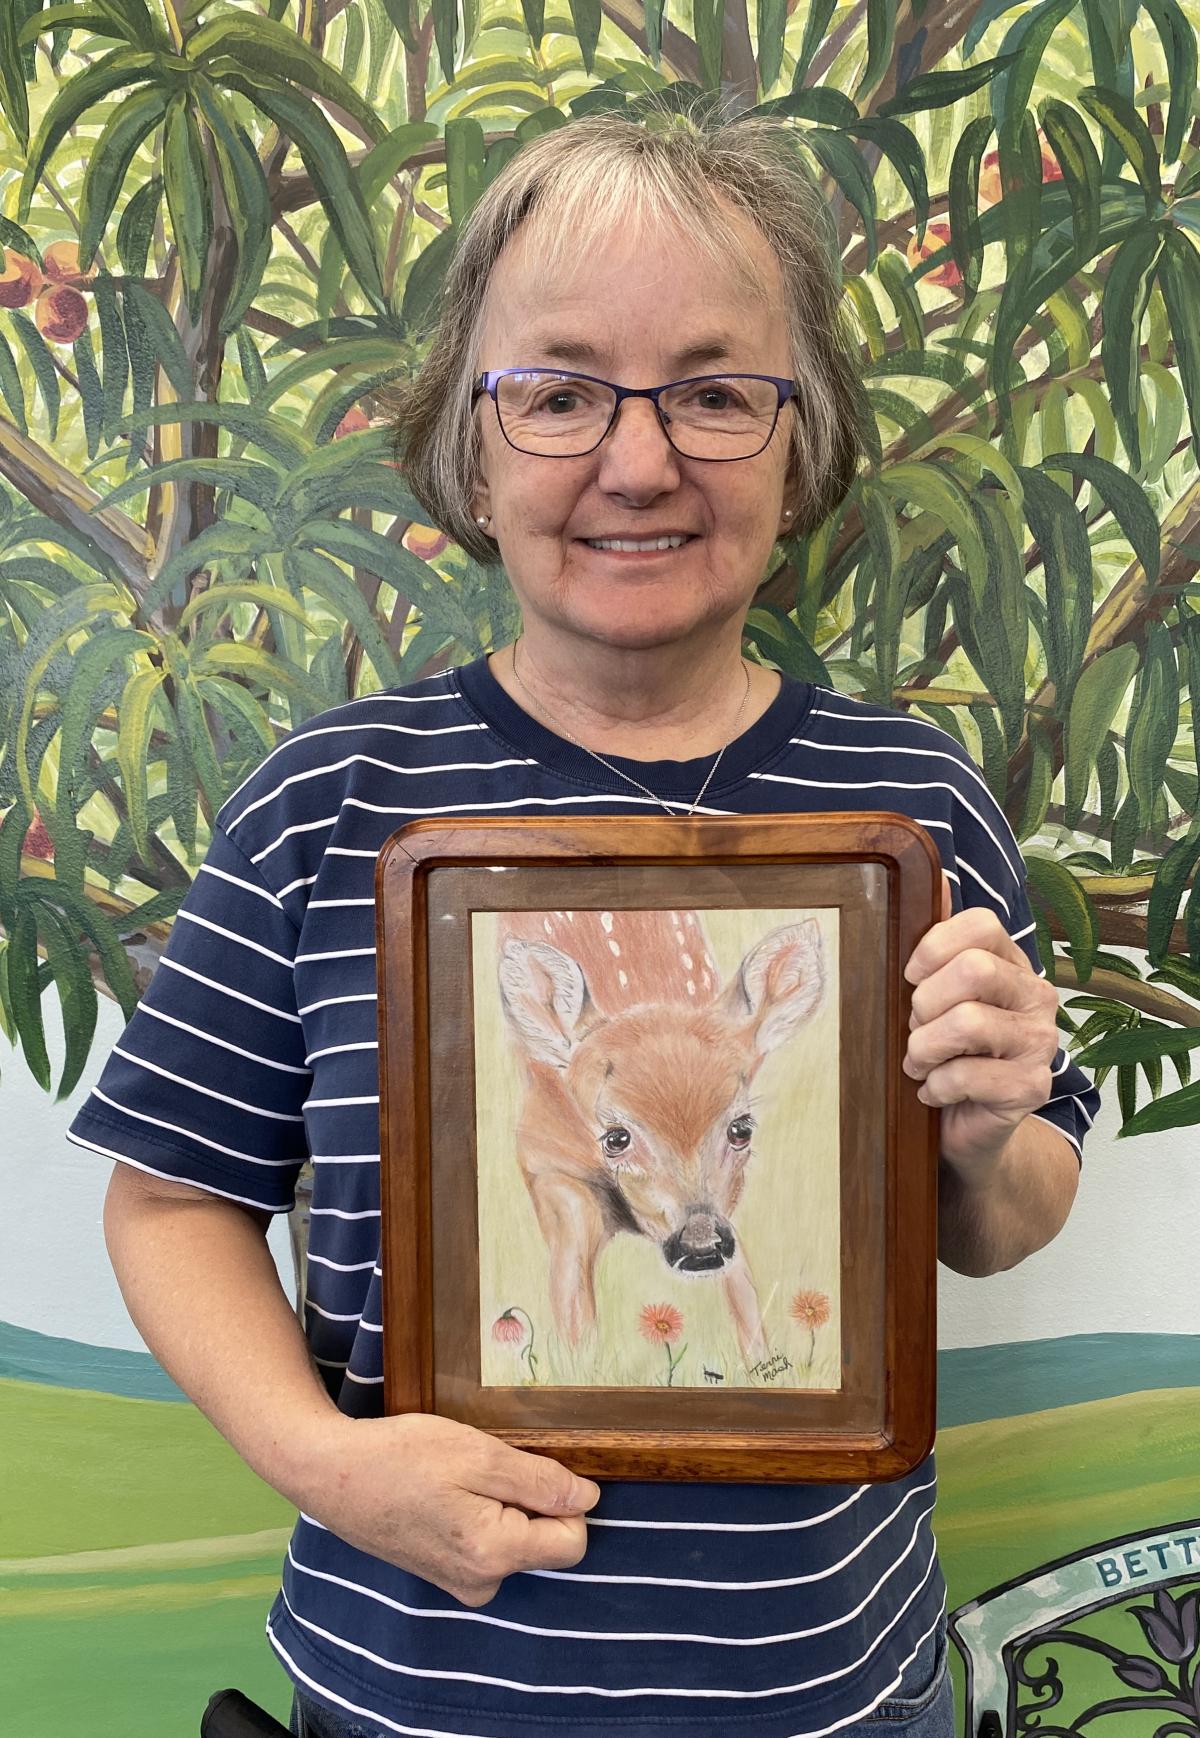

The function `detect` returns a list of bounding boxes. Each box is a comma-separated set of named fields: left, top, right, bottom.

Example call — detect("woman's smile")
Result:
left=575, top=532, right=700, bottom=560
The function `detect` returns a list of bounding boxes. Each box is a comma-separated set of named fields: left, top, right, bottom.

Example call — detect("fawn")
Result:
left=496, top=907, right=826, bottom=1367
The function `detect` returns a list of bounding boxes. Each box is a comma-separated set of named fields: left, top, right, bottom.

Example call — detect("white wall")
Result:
left=1, top=989, right=294, bottom=1351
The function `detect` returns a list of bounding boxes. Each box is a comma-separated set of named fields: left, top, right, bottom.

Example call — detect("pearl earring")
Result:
left=783, top=509, right=793, bottom=520
left=475, top=514, right=490, bottom=529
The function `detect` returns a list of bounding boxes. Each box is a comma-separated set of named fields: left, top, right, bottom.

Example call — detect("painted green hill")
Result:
left=5, top=1375, right=1199, bottom=1736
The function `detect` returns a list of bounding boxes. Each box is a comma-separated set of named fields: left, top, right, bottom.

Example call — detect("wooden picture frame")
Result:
left=375, top=814, right=941, bottom=1482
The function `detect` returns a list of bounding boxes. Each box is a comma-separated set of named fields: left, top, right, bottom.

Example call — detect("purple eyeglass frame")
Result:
left=472, top=367, right=799, bottom=460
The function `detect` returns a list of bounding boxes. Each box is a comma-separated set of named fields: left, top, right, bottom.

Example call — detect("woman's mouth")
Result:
left=579, top=534, right=697, bottom=554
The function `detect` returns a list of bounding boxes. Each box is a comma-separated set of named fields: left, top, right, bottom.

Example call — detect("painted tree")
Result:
left=1, top=0, right=1199, bottom=1140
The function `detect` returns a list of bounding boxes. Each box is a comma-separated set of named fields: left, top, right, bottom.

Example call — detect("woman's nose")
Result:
left=595, top=396, right=682, bottom=494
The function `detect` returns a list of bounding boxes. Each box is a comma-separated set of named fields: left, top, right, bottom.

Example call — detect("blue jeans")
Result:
left=289, top=1618, right=953, bottom=1737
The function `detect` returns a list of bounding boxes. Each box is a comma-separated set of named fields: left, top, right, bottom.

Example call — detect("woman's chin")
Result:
left=541, top=558, right=741, bottom=650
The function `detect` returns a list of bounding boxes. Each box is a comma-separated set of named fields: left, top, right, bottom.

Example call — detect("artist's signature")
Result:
left=750, top=1351, right=794, bottom=1382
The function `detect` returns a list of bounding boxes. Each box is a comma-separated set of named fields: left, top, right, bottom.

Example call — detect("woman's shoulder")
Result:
left=217, top=669, right=473, bottom=823
left=800, top=681, right=986, bottom=772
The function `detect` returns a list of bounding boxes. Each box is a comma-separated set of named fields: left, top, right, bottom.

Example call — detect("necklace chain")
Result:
left=509, top=638, right=752, bottom=817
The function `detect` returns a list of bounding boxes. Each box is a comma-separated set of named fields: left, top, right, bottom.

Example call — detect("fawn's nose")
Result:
left=663, top=1209, right=735, bottom=1273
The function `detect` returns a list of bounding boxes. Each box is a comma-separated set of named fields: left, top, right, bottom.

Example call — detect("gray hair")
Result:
left=387, top=103, right=870, bottom=566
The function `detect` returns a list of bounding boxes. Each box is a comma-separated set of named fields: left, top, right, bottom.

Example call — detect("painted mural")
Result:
left=1, top=1, right=1198, bottom=1733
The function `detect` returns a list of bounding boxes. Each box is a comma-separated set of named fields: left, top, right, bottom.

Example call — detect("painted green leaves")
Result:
left=16, top=6, right=388, bottom=322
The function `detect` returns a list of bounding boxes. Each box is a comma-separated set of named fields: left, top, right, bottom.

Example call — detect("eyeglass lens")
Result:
left=493, top=371, right=781, bottom=459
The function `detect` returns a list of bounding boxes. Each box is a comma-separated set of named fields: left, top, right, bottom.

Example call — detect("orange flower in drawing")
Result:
left=790, top=1288, right=831, bottom=1373
left=639, top=1302, right=686, bottom=1386
left=789, top=1290, right=831, bottom=1330
left=639, top=1303, right=684, bottom=1345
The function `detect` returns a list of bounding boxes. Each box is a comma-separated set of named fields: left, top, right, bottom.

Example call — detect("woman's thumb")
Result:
left=473, top=1441, right=601, bottom=1516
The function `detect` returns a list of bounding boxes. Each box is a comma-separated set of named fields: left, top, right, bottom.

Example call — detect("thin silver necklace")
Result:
left=508, top=638, right=752, bottom=817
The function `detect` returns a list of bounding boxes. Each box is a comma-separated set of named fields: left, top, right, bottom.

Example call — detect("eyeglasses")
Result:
left=472, top=368, right=798, bottom=461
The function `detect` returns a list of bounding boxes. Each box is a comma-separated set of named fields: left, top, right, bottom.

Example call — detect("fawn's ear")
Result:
left=724, top=919, right=825, bottom=1059
left=498, top=938, right=593, bottom=1067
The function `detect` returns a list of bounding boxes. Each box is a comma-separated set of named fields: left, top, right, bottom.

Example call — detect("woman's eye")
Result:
left=727, top=1115, right=755, bottom=1149
left=601, top=1125, right=633, bottom=1158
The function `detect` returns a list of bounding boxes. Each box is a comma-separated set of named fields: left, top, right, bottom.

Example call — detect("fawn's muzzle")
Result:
left=663, top=1210, right=736, bottom=1273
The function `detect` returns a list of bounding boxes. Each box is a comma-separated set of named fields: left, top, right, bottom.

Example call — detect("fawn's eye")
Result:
left=727, top=1114, right=755, bottom=1150
left=601, top=1125, right=633, bottom=1159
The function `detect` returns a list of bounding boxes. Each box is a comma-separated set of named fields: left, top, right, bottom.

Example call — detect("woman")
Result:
left=71, top=109, right=1096, bottom=1738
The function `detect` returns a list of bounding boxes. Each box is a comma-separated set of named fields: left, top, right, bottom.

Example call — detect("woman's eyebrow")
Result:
left=525, top=336, right=741, bottom=372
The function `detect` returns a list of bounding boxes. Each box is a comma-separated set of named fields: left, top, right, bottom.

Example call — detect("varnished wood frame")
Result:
left=376, top=813, right=942, bottom=1482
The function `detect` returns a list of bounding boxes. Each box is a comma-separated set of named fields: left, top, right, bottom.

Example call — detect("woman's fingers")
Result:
left=909, top=946, right=1053, bottom=1030
left=304, top=1413, right=599, bottom=1607
left=438, top=1496, right=591, bottom=1606
left=907, top=1053, right=1052, bottom=1115
left=905, top=905, right=1031, bottom=994
left=904, top=999, right=1058, bottom=1076
left=491, top=1503, right=592, bottom=1570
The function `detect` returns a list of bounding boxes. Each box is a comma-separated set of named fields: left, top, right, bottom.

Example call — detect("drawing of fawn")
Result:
left=496, top=908, right=826, bottom=1366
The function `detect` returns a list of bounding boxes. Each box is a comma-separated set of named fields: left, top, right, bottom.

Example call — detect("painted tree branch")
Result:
left=1049, top=959, right=1200, bottom=1026
left=0, top=418, right=152, bottom=589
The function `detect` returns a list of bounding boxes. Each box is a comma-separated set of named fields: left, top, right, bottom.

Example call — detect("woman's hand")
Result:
left=301, top=1411, right=601, bottom=1607
left=902, top=872, right=1061, bottom=1173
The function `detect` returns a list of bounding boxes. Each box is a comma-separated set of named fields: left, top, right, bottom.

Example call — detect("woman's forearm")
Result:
left=937, top=1115, right=1080, bottom=1278
left=101, top=1162, right=598, bottom=1606
left=103, top=1162, right=344, bottom=1508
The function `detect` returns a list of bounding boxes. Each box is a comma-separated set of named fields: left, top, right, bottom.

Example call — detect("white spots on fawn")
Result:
left=609, top=939, right=621, bottom=957
left=543, top=918, right=553, bottom=934
left=681, top=952, right=694, bottom=970
left=618, top=969, right=628, bottom=988
left=687, top=980, right=696, bottom=996
left=688, top=914, right=699, bottom=927
left=600, top=912, right=614, bottom=932
left=566, top=912, right=574, bottom=921
left=675, top=929, right=686, bottom=945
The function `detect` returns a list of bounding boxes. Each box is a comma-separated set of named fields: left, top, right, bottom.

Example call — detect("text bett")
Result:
left=1096, top=1535, right=1199, bottom=1587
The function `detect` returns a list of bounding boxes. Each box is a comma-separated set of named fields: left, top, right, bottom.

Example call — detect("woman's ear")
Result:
left=777, top=463, right=802, bottom=538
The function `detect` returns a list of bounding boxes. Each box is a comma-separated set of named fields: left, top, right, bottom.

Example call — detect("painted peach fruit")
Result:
left=906, top=220, right=962, bottom=289
left=41, top=240, right=95, bottom=285
left=0, top=250, right=42, bottom=309
left=402, top=523, right=450, bottom=560
left=978, top=142, right=1064, bottom=208
left=333, top=407, right=371, bottom=439
left=24, top=812, right=54, bottom=862
left=35, top=283, right=89, bottom=344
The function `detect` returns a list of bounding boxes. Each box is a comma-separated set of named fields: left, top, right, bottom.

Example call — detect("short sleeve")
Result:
left=938, top=742, right=1102, bottom=1165
left=66, top=824, right=311, bottom=1211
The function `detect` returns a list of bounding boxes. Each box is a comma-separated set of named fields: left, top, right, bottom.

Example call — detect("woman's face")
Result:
left=470, top=207, right=799, bottom=657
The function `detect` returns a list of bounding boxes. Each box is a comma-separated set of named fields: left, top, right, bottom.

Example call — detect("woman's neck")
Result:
left=489, top=630, right=780, bottom=761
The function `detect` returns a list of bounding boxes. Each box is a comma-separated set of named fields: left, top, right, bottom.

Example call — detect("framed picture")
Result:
left=375, top=814, right=941, bottom=1482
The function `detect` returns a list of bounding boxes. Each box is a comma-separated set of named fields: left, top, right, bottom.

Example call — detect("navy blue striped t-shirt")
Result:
left=66, top=656, right=1099, bottom=1738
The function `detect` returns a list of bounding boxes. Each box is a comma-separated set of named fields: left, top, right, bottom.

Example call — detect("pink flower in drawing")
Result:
left=789, top=1290, right=831, bottom=1330
left=639, top=1302, right=686, bottom=1386
left=491, top=1306, right=539, bottom=1380
left=639, top=1303, right=684, bottom=1345
left=492, top=1310, right=525, bottom=1344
